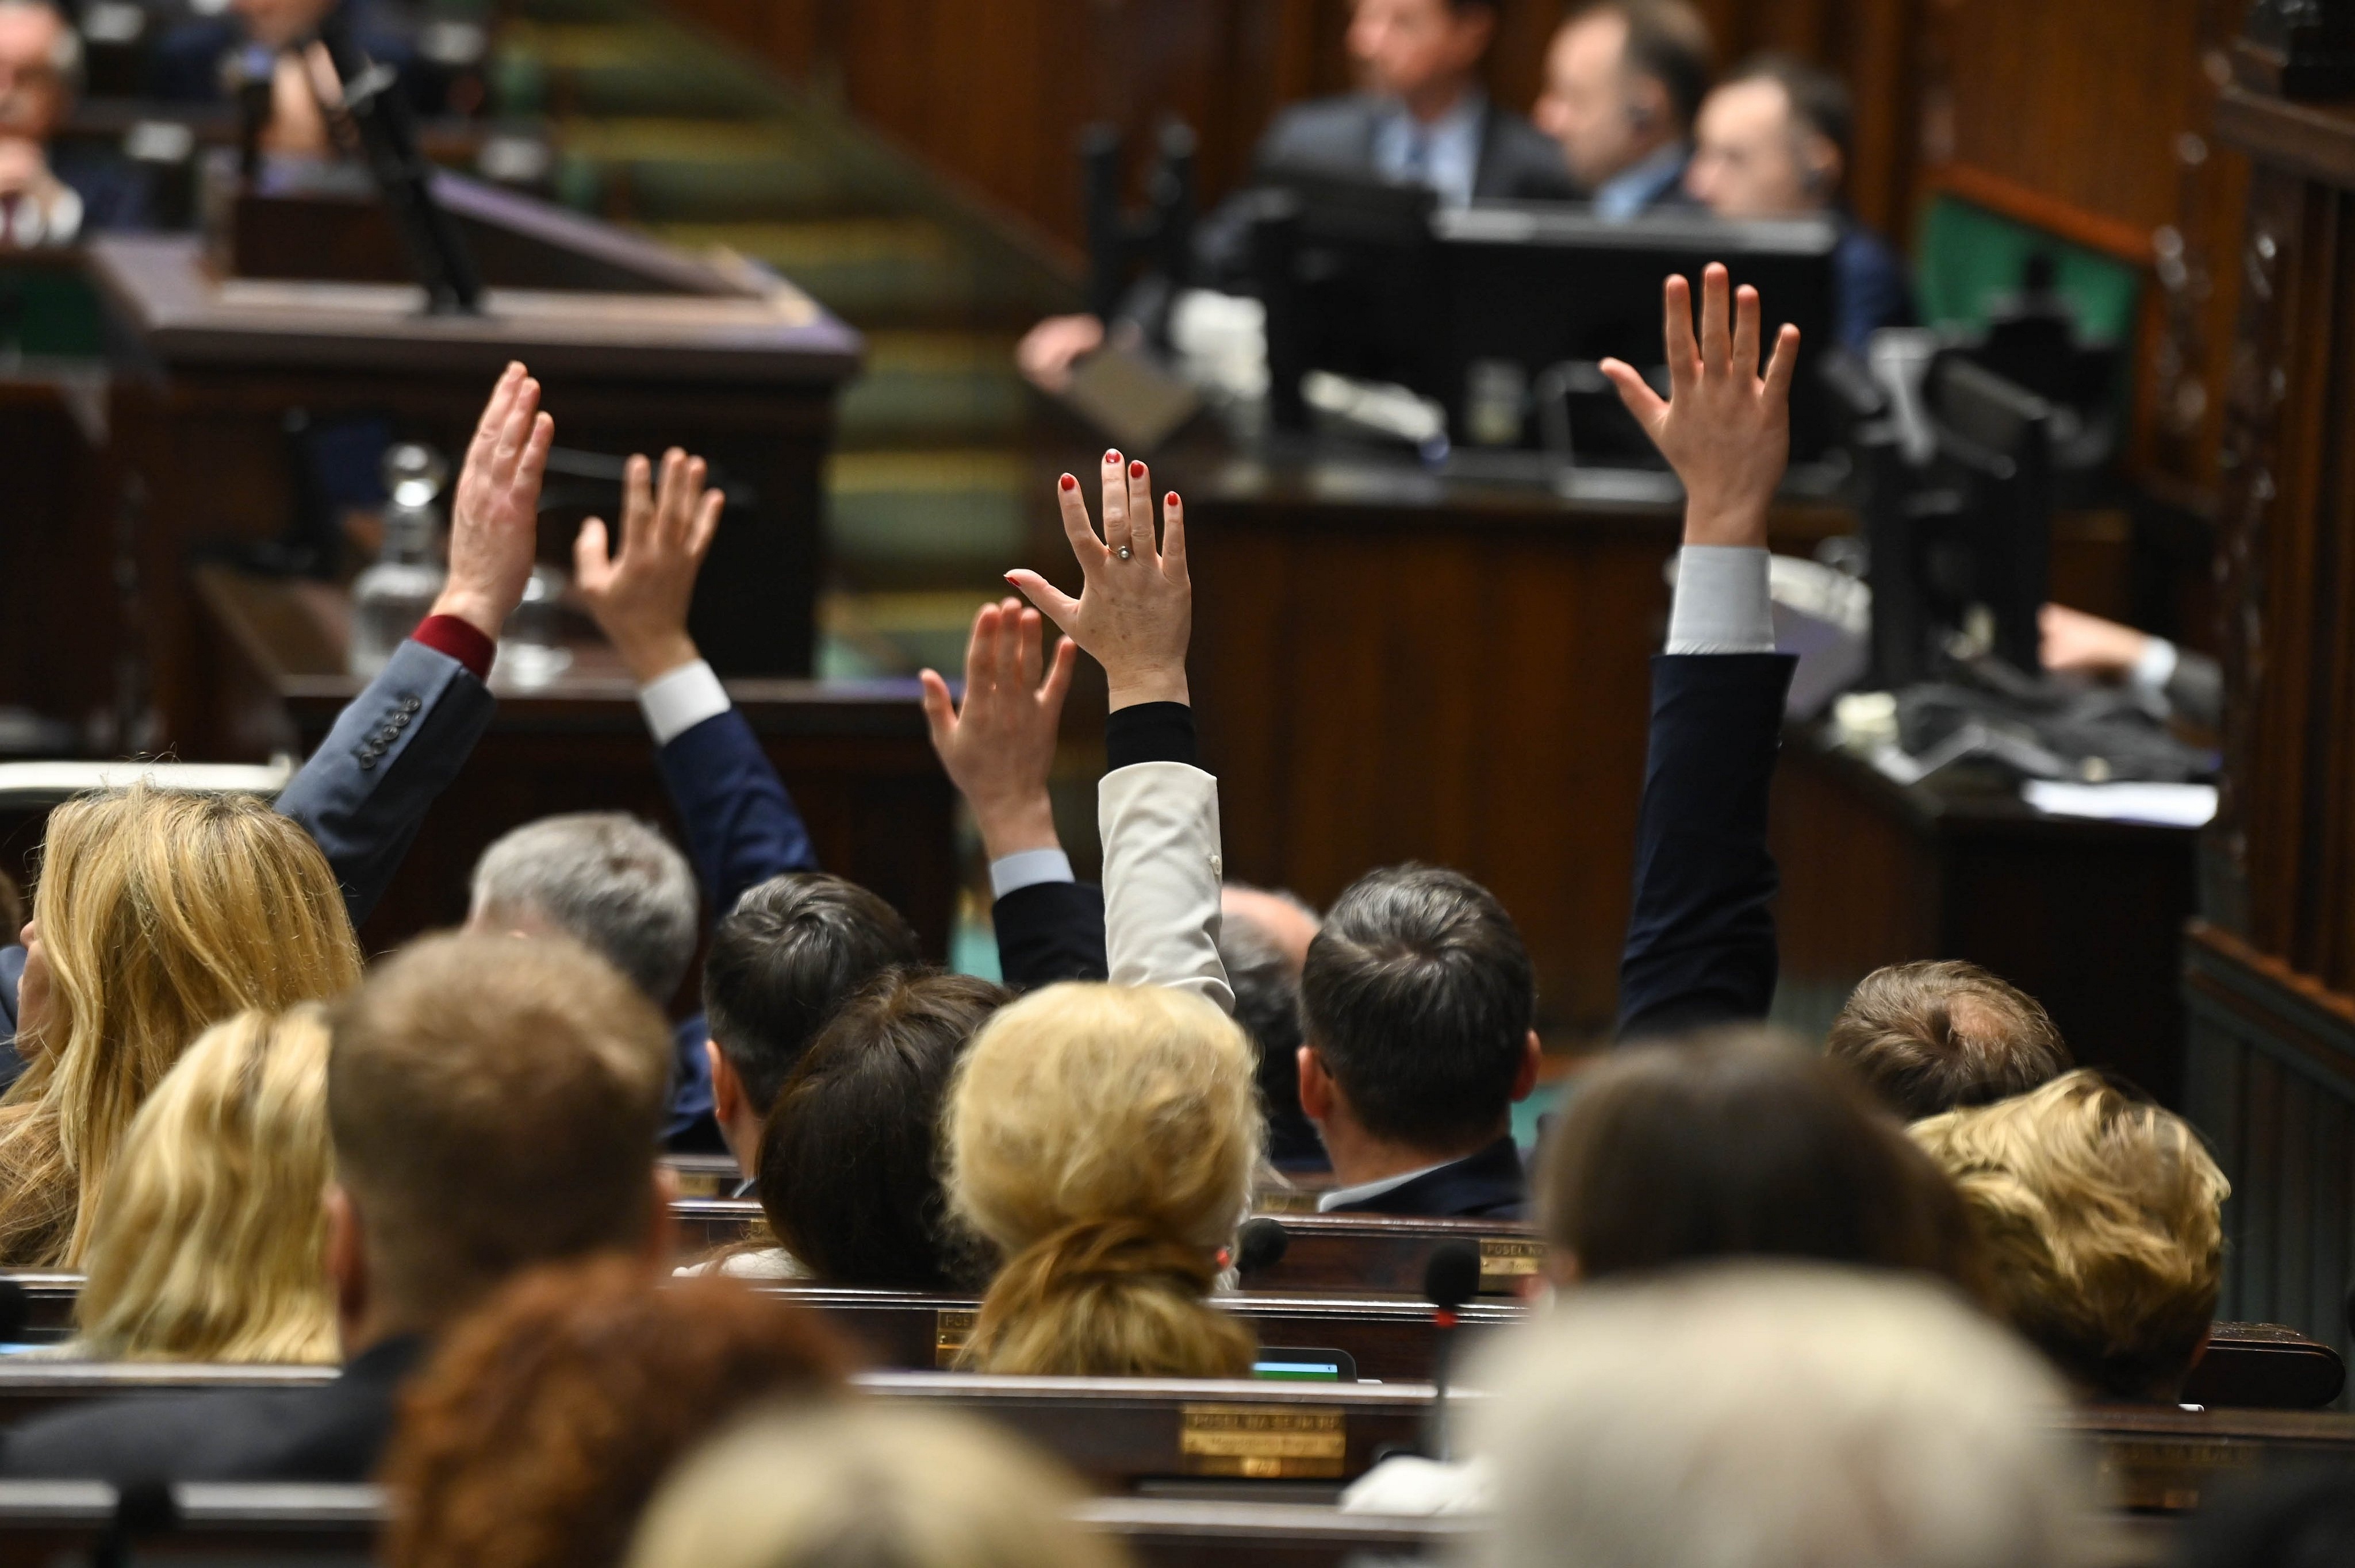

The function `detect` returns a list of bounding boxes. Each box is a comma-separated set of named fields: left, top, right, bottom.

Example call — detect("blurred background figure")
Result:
left=1684, top=55, right=1911, bottom=349
left=0, top=0, right=143, bottom=243
left=151, top=0, right=436, bottom=159
left=1471, top=1265, right=2088, bottom=1568
left=1533, top=0, right=1714, bottom=220
left=2041, top=602, right=2222, bottom=729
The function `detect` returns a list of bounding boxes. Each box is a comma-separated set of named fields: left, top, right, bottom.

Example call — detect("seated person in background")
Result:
left=0, top=932, right=675, bottom=1481
left=1541, top=1029, right=1983, bottom=1295
left=1019, top=0, right=1574, bottom=390
left=627, top=1405, right=1125, bottom=1568
left=740, top=970, right=1007, bottom=1288
left=153, top=0, right=437, bottom=157
left=1222, top=885, right=1329, bottom=1171
left=1471, top=1266, right=2086, bottom=1568
left=0, top=1, right=145, bottom=242
left=0, top=787, right=362, bottom=1269
left=1912, top=1069, right=2231, bottom=1403
left=1533, top=0, right=1714, bottom=219
left=573, top=447, right=829, bottom=1149
left=70, top=1008, right=336, bottom=1363
left=2041, top=601, right=2223, bottom=730
left=1683, top=55, right=1913, bottom=351
left=1827, top=959, right=2073, bottom=1121
left=380, top=1258, right=849, bottom=1568
left=699, top=873, right=922, bottom=1186
left=0, top=364, right=555, bottom=1249
left=948, top=983, right=1261, bottom=1378
left=1299, top=866, right=1541, bottom=1219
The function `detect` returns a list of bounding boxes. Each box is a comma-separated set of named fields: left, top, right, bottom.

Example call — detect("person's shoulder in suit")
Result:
left=1329, top=1136, right=1528, bottom=1221
left=1254, top=94, right=1384, bottom=175
left=148, top=20, right=241, bottom=102
left=1474, top=106, right=1580, bottom=202
left=49, top=143, right=152, bottom=234
left=1832, top=221, right=1915, bottom=352
left=0, top=1336, right=424, bottom=1484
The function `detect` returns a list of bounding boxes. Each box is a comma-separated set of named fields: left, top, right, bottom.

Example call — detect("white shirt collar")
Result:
left=1317, top=1158, right=1457, bottom=1212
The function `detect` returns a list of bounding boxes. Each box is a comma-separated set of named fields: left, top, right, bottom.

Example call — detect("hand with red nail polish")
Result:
left=1006, top=453, right=1190, bottom=710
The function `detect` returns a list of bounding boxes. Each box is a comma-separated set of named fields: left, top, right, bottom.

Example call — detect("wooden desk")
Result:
left=1184, top=449, right=1852, bottom=1040
left=1771, top=727, right=2200, bottom=1107
left=89, top=233, right=862, bottom=752
left=193, top=567, right=956, bottom=961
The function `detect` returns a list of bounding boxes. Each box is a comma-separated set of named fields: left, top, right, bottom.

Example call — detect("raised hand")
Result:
left=573, top=447, right=727, bottom=683
left=1006, top=449, right=1190, bottom=710
left=1600, top=264, right=1798, bottom=550
left=431, top=363, right=557, bottom=640
left=920, top=598, right=1078, bottom=860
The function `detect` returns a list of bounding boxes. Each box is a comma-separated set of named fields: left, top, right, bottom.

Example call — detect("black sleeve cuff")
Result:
left=1106, top=702, right=1198, bottom=771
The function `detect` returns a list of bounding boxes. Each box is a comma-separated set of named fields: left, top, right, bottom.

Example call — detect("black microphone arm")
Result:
left=1421, top=1241, right=1482, bottom=1462
left=312, top=6, right=484, bottom=314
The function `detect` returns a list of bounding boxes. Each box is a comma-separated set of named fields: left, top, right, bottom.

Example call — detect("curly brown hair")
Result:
left=379, top=1258, right=856, bottom=1568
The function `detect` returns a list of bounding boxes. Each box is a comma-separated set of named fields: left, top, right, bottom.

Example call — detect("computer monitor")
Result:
left=1435, top=206, right=1842, bottom=463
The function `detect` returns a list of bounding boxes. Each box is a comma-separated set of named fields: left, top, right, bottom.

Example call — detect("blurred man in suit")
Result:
left=0, top=1, right=147, bottom=242
left=152, top=0, right=440, bottom=157
left=1533, top=0, right=1715, bottom=220
left=1019, top=0, right=1574, bottom=390
left=1684, top=55, right=1913, bottom=351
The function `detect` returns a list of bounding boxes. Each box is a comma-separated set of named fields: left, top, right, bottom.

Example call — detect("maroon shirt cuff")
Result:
left=410, top=614, right=495, bottom=682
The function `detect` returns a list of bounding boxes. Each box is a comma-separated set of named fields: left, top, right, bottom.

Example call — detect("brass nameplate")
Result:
left=934, top=1309, right=976, bottom=1369
left=1179, top=1404, right=1347, bottom=1479
left=2096, top=1437, right=2258, bottom=1513
left=1478, top=1237, right=1545, bottom=1292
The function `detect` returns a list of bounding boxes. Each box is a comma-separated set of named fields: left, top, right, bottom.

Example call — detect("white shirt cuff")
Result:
left=989, top=848, right=1076, bottom=900
left=638, top=659, right=732, bottom=748
left=2129, top=636, right=2180, bottom=701
left=1666, top=545, right=1776, bottom=655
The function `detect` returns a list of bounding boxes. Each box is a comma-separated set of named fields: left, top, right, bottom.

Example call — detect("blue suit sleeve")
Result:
left=655, top=708, right=819, bottom=921
left=1616, top=653, right=1798, bottom=1042
left=274, top=640, right=498, bottom=929
left=0, top=946, right=22, bottom=1090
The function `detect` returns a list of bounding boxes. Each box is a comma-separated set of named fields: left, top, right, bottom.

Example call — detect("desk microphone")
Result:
left=1234, top=1217, right=1291, bottom=1280
left=1422, top=1242, right=1481, bottom=1461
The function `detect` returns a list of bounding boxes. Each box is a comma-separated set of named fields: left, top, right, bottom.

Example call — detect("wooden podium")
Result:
left=89, top=173, right=864, bottom=751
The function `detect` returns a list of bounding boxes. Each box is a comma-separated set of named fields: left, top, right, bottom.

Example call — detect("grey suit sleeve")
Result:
left=2167, top=651, right=2223, bottom=731
left=274, top=640, right=498, bottom=929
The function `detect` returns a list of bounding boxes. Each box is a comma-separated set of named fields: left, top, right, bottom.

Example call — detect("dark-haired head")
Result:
left=1299, top=866, right=1537, bottom=1160
left=757, top=970, right=1006, bottom=1292
left=703, top=874, right=922, bottom=1165
left=1218, top=886, right=1326, bottom=1169
left=1827, top=960, right=2072, bottom=1121
left=1541, top=1028, right=1983, bottom=1296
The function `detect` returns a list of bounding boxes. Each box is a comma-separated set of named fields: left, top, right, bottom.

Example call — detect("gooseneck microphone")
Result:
left=1233, top=1216, right=1291, bottom=1279
left=1422, top=1241, right=1482, bottom=1461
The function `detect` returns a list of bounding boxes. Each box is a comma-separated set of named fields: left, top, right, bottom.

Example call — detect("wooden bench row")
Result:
left=0, top=1482, right=1474, bottom=1568
left=7, top=1267, right=2342, bottom=1409
left=0, top=1362, right=2339, bottom=1516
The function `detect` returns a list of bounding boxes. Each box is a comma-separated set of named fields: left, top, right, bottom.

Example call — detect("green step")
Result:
left=825, top=450, right=1031, bottom=586
left=649, top=220, right=1065, bottom=328
left=835, top=332, right=1028, bottom=448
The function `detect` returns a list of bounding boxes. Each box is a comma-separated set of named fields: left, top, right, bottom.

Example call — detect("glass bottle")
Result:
left=348, top=443, right=450, bottom=677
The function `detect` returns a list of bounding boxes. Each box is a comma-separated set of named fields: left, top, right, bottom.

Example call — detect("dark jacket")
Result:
left=650, top=705, right=820, bottom=1147
left=1324, top=1135, right=1526, bottom=1221
left=1615, top=653, right=1799, bottom=1042
left=1832, top=222, right=1915, bottom=353
left=1197, top=93, right=1578, bottom=286
left=151, top=2, right=439, bottom=113
left=0, top=1335, right=425, bottom=1482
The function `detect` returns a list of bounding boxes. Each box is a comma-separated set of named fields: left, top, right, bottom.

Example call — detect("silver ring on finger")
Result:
left=1117, top=546, right=1134, bottom=560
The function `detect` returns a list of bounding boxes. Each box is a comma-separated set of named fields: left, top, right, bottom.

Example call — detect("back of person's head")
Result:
left=1542, top=1029, right=1981, bottom=1292
left=1911, top=1069, right=2229, bottom=1401
left=469, top=813, right=698, bottom=1004
left=704, top=872, right=923, bottom=1114
left=0, top=786, right=362, bottom=1268
left=758, top=970, right=1007, bottom=1291
left=1725, top=51, right=1854, bottom=166
left=1570, top=0, right=1714, bottom=132
left=947, top=983, right=1260, bottom=1378
left=1828, top=960, right=2072, bottom=1120
left=625, top=1402, right=1129, bottom=1568
left=1300, top=865, right=1533, bottom=1156
left=381, top=1256, right=851, bottom=1568
left=1217, top=890, right=1322, bottom=1162
left=75, top=1006, right=336, bottom=1363
left=327, top=933, right=672, bottom=1330
left=1470, top=1263, right=2086, bottom=1568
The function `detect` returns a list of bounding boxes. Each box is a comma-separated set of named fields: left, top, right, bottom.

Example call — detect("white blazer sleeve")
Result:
left=1098, top=760, right=1234, bottom=1013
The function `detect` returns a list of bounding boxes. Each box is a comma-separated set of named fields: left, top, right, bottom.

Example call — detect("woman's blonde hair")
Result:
left=624, top=1402, right=1130, bottom=1568
left=0, top=788, right=362, bottom=1268
left=75, top=1007, right=339, bottom=1363
left=1911, top=1070, right=2231, bottom=1400
left=946, top=983, right=1261, bottom=1378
